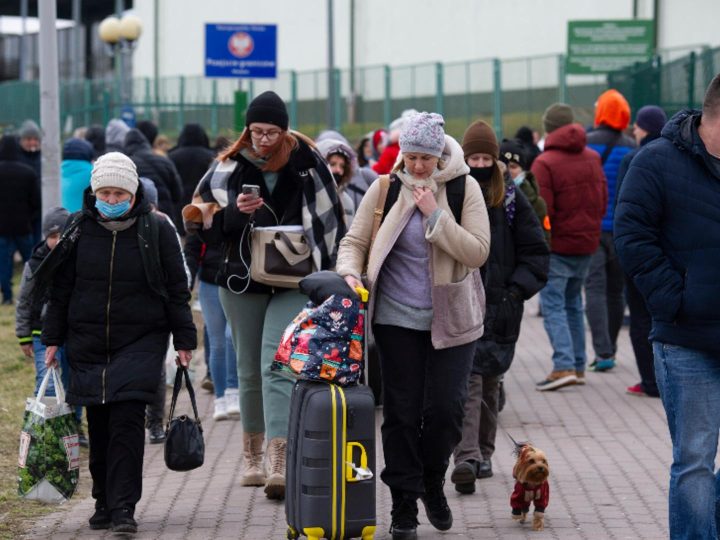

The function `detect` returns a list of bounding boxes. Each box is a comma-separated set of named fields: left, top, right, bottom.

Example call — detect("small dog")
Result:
left=510, top=444, right=550, bottom=531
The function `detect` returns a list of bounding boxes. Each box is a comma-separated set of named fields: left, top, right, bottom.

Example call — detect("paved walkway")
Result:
left=25, top=297, right=672, bottom=539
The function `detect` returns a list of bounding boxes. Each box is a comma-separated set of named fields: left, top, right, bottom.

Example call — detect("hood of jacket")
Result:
left=316, top=138, right=358, bottom=173
left=662, top=108, right=720, bottom=180
left=541, top=123, right=587, bottom=154
left=84, top=125, right=106, bottom=157
left=124, top=128, right=152, bottom=156
left=594, top=89, right=631, bottom=131
left=316, top=130, right=350, bottom=146
left=105, top=119, right=130, bottom=149
left=0, top=134, right=22, bottom=161
left=177, top=123, right=210, bottom=148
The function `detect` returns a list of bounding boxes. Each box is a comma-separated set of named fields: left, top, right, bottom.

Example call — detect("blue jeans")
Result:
left=199, top=281, right=238, bottom=398
left=654, top=341, right=720, bottom=540
left=0, top=234, right=33, bottom=301
left=539, top=254, right=591, bottom=372
left=32, top=337, right=81, bottom=423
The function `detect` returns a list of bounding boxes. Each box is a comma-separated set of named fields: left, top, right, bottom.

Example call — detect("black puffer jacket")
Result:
left=124, top=129, right=184, bottom=230
left=0, top=135, right=41, bottom=236
left=473, top=184, right=549, bottom=376
left=42, top=188, right=197, bottom=406
left=168, top=124, right=216, bottom=207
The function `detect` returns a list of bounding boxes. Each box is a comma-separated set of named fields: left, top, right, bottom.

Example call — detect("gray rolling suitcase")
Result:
left=286, top=380, right=376, bottom=540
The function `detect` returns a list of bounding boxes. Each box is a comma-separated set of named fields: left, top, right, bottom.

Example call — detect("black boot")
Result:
left=148, top=423, right=166, bottom=444
left=390, top=489, right=418, bottom=540
left=421, top=476, right=453, bottom=531
left=111, top=508, right=138, bottom=533
left=88, top=503, right=111, bottom=530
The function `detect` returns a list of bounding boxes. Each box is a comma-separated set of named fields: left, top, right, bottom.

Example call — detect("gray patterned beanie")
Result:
left=399, top=112, right=446, bottom=158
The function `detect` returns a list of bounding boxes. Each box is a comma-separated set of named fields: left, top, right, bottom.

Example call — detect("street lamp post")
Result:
left=98, top=14, right=142, bottom=124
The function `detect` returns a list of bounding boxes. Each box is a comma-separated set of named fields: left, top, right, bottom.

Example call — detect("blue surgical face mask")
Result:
left=513, top=171, right=526, bottom=187
left=95, top=198, right=131, bottom=219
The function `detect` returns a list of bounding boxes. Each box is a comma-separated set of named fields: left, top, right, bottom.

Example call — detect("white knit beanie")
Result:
left=91, top=152, right=139, bottom=195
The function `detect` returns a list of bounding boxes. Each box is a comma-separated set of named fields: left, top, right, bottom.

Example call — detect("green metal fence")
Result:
left=1, top=46, right=717, bottom=143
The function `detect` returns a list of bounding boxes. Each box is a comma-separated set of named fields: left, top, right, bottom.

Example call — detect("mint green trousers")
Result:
left=219, top=287, right=306, bottom=439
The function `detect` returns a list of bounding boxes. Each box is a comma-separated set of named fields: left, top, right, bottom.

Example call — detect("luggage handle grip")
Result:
left=346, top=441, right=373, bottom=482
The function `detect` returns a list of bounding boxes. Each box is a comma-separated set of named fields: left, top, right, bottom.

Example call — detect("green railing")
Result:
left=0, top=46, right=716, bottom=142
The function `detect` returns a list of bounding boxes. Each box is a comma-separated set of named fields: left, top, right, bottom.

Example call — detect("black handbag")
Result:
left=164, top=366, right=205, bottom=472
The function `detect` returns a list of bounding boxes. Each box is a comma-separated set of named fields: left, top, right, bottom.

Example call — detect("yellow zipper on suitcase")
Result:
left=329, top=385, right=348, bottom=540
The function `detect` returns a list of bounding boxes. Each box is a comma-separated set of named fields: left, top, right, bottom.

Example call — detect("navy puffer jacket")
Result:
left=614, top=109, right=720, bottom=353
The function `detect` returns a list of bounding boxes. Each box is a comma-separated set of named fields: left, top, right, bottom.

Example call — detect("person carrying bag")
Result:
left=164, top=366, right=205, bottom=472
left=18, top=367, right=80, bottom=504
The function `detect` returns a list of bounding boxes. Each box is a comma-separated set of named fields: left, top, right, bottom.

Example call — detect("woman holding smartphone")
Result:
left=184, top=91, right=346, bottom=500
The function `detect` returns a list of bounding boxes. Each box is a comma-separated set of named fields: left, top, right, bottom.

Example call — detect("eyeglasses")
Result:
left=249, top=128, right=282, bottom=141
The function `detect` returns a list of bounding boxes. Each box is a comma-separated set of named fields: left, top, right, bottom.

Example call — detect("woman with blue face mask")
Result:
left=42, top=152, right=197, bottom=534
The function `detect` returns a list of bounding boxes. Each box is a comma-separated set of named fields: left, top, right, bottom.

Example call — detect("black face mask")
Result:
left=468, top=166, right=494, bottom=182
left=332, top=172, right=343, bottom=185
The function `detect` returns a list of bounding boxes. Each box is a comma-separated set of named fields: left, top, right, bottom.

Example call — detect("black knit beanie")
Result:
left=245, top=91, right=289, bottom=130
left=499, top=138, right=528, bottom=170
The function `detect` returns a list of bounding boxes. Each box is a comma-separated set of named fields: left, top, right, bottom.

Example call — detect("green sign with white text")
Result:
left=567, top=20, right=655, bottom=75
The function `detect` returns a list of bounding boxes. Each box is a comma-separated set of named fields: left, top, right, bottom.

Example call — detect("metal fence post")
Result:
left=290, top=70, right=298, bottom=129
left=701, top=46, right=715, bottom=90
left=493, top=58, right=502, bottom=140
left=687, top=51, right=696, bottom=109
left=435, top=62, right=444, bottom=115
left=178, top=75, right=185, bottom=132
left=211, top=79, right=218, bottom=137
left=383, top=65, right=391, bottom=127
left=333, top=68, right=342, bottom=130
left=144, top=77, right=151, bottom=115
left=558, top=54, right=567, bottom=103
left=464, top=61, right=471, bottom=124
left=84, top=79, right=91, bottom=126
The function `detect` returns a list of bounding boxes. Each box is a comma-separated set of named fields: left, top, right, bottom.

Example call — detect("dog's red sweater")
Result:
left=510, top=481, right=549, bottom=512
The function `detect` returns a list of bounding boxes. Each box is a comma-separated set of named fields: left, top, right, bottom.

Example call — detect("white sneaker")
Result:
left=225, top=388, right=241, bottom=420
left=213, top=396, right=229, bottom=421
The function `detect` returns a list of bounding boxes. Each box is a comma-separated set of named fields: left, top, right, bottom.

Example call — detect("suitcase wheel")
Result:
left=286, top=526, right=299, bottom=539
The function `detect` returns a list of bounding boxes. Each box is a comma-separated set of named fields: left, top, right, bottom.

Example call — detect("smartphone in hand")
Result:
left=242, top=184, right=261, bottom=199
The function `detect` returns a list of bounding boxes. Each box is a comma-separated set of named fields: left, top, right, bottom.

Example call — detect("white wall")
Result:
left=132, top=0, right=720, bottom=80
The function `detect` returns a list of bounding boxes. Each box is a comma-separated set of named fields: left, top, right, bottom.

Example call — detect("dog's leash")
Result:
left=479, top=397, right=530, bottom=456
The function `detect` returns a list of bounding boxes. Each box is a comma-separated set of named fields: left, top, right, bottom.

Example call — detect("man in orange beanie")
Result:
left=584, top=89, right=636, bottom=374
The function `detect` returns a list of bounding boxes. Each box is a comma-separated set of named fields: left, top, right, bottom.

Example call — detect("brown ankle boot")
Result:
left=241, top=432, right=266, bottom=486
left=264, top=437, right=286, bottom=500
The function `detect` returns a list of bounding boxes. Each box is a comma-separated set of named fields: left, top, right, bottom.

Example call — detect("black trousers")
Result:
left=373, top=324, right=475, bottom=495
left=625, top=275, right=659, bottom=396
left=86, top=400, right=146, bottom=513
left=146, top=365, right=166, bottom=428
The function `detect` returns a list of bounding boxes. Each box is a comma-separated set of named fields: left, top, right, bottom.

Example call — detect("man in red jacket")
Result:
left=530, top=103, right=607, bottom=391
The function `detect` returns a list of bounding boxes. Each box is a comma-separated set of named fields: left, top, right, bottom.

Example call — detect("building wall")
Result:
left=132, top=0, right=720, bottom=80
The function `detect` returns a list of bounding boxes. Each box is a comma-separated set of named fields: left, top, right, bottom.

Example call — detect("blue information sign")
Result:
left=205, top=23, right=277, bottom=79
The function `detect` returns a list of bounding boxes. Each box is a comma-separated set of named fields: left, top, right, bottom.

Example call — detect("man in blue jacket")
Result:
left=614, top=74, right=720, bottom=540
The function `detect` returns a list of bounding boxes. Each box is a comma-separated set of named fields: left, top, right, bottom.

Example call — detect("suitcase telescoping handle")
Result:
left=355, top=286, right=369, bottom=302
left=345, top=441, right=373, bottom=482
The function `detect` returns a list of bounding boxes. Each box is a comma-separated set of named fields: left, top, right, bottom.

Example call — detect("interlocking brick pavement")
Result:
left=24, top=297, right=672, bottom=539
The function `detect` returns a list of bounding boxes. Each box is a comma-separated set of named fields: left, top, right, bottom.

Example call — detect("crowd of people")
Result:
left=4, top=73, right=720, bottom=538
